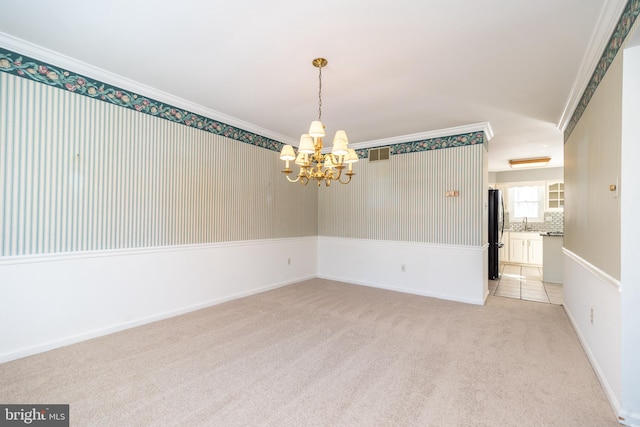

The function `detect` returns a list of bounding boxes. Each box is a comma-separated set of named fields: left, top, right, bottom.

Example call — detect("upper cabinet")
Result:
left=546, top=181, right=564, bottom=211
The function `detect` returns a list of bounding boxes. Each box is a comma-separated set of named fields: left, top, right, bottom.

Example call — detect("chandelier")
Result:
left=279, top=58, right=358, bottom=186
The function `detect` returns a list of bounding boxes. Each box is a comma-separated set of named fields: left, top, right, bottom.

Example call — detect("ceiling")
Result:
left=0, top=0, right=628, bottom=171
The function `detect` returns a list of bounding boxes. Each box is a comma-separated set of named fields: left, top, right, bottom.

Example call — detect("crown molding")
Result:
left=0, top=31, right=297, bottom=146
left=320, top=123, right=489, bottom=156
left=557, top=0, right=628, bottom=131
left=1, top=31, right=492, bottom=150
left=349, top=122, right=493, bottom=151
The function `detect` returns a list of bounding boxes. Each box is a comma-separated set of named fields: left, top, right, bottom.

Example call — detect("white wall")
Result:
left=316, top=142, right=488, bottom=306
left=620, top=42, right=640, bottom=427
left=562, top=51, right=624, bottom=422
left=317, top=237, right=487, bottom=305
left=562, top=249, right=621, bottom=414
left=0, top=237, right=317, bottom=363
left=0, top=65, right=491, bottom=366
left=0, top=65, right=320, bottom=364
left=561, top=26, right=640, bottom=427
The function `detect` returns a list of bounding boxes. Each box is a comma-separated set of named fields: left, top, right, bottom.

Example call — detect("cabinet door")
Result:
left=547, top=181, right=564, bottom=211
left=528, top=239, right=543, bottom=265
left=509, top=237, right=527, bottom=263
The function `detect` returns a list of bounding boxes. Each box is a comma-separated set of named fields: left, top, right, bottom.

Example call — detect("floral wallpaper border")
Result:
left=354, top=131, right=484, bottom=160
left=0, top=46, right=487, bottom=159
left=0, top=47, right=285, bottom=152
left=564, top=0, right=640, bottom=141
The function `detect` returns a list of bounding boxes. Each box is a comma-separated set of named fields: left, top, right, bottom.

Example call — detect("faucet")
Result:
left=523, top=217, right=528, bottom=231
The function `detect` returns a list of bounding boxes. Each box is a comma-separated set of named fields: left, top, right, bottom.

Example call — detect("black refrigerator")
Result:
left=488, top=189, right=504, bottom=280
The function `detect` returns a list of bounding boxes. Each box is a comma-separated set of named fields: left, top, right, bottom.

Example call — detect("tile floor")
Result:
left=489, top=263, right=563, bottom=305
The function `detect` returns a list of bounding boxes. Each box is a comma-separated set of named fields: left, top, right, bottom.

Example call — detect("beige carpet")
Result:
left=0, top=279, right=617, bottom=426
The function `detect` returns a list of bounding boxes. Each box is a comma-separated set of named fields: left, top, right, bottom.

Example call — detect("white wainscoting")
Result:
left=562, top=248, right=622, bottom=418
left=0, top=237, right=317, bottom=363
left=317, top=236, right=487, bottom=305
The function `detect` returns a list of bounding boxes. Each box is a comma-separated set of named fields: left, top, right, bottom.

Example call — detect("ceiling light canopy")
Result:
left=508, top=157, right=551, bottom=169
left=279, top=58, right=358, bottom=187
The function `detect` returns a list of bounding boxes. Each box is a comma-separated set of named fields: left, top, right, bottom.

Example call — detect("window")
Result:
left=508, top=185, right=544, bottom=221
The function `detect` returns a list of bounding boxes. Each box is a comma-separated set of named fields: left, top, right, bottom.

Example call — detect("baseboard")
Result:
left=618, top=409, right=640, bottom=427
left=0, top=275, right=314, bottom=364
left=318, top=274, right=485, bottom=306
left=563, top=303, right=622, bottom=420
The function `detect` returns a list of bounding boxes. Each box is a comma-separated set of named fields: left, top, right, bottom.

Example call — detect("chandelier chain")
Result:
left=318, top=65, right=322, bottom=121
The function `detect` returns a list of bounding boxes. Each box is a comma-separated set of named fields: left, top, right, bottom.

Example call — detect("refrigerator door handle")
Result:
left=500, top=196, right=505, bottom=240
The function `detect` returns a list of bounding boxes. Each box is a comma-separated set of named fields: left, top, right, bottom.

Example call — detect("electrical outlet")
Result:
left=401, top=264, right=406, bottom=272
left=590, top=308, right=594, bottom=325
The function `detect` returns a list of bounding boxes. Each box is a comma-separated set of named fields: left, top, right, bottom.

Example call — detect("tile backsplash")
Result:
left=504, top=211, right=563, bottom=233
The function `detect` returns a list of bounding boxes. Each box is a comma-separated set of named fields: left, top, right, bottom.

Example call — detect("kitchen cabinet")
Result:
left=509, top=232, right=543, bottom=265
left=547, top=181, right=564, bottom=211
left=510, top=235, right=527, bottom=263
left=529, top=238, right=543, bottom=265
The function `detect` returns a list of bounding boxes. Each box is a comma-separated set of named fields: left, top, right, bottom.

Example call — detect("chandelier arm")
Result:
left=332, top=165, right=344, bottom=180
left=320, top=168, right=334, bottom=181
left=285, top=174, right=301, bottom=183
left=338, top=173, right=354, bottom=185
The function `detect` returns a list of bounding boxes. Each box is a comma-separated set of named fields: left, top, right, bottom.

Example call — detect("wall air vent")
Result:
left=368, top=147, right=390, bottom=162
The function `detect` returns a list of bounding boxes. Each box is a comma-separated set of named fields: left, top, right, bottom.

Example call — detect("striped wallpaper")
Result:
left=318, top=144, right=485, bottom=246
left=0, top=72, right=317, bottom=257
left=564, top=51, right=622, bottom=280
